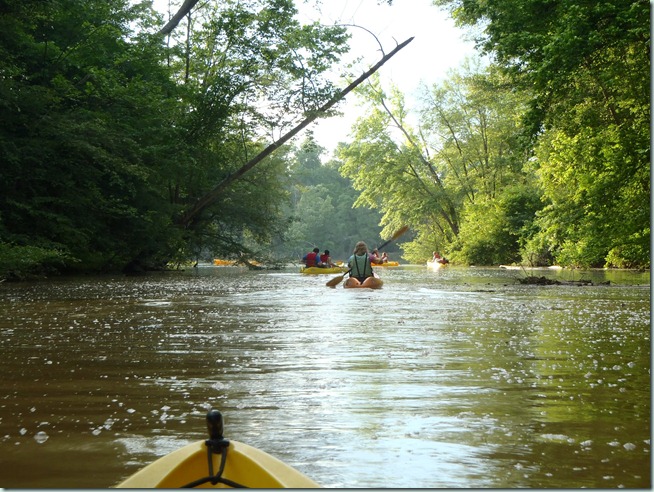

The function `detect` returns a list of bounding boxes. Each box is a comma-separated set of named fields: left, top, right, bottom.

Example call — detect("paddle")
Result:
left=375, top=225, right=409, bottom=252
left=325, top=268, right=351, bottom=288
left=326, top=225, right=409, bottom=287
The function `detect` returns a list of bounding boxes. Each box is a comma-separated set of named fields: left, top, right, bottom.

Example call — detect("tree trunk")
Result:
left=175, top=36, right=415, bottom=228
left=158, top=0, right=200, bottom=36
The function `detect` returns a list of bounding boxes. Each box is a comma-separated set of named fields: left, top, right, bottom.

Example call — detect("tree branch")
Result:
left=375, top=92, right=460, bottom=234
left=158, top=0, right=200, bottom=36
left=176, top=36, right=415, bottom=228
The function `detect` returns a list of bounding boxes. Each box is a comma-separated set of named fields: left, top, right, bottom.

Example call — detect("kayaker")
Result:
left=347, top=241, right=375, bottom=285
left=432, top=251, right=448, bottom=264
left=319, top=249, right=336, bottom=268
left=380, top=252, right=389, bottom=263
left=302, top=247, right=322, bottom=267
left=370, top=248, right=384, bottom=264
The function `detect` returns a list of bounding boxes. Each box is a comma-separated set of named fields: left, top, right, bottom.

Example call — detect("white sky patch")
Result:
left=296, top=0, right=478, bottom=154
left=150, top=0, right=479, bottom=153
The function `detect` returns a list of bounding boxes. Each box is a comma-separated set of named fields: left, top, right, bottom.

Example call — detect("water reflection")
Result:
left=0, top=266, right=649, bottom=488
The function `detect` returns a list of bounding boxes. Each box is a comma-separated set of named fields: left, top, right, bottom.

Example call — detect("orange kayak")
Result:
left=343, top=274, right=383, bottom=289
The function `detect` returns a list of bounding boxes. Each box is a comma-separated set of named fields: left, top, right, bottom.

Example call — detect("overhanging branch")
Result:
left=176, top=36, right=415, bottom=228
left=158, top=0, right=200, bottom=36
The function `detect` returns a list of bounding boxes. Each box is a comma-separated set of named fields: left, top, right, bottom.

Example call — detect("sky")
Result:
left=152, top=0, right=479, bottom=153
left=295, top=0, right=478, bottom=153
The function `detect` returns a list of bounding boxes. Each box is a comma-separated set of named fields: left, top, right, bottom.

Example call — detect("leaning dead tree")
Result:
left=156, top=1, right=414, bottom=228
left=176, top=36, right=415, bottom=228
left=158, top=0, right=200, bottom=36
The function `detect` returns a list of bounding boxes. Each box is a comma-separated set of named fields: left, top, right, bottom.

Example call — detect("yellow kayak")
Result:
left=374, top=261, right=399, bottom=267
left=301, top=266, right=347, bottom=274
left=116, top=410, right=320, bottom=488
left=213, top=259, right=235, bottom=266
left=214, top=259, right=264, bottom=267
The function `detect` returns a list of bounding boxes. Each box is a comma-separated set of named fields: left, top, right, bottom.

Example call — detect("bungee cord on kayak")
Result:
left=181, top=410, right=247, bottom=488
left=116, top=409, right=320, bottom=488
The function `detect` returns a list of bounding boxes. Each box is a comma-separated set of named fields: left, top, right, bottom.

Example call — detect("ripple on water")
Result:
left=0, top=267, right=649, bottom=488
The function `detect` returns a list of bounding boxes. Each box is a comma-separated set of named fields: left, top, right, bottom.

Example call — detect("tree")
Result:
left=172, top=28, right=414, bottom=229
left=433, top=0, right=650, bottom=267
left=0, top=0, right=183, bottom=272
left=420, top=64, right=540, bottom=264
left=0, top=0, right=415, bottom=276
left=339, top=63, right=537, bottom=265
left=280, top=137, right=385, bottom=262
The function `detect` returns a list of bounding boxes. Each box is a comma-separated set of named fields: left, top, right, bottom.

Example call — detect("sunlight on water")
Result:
left=0, top=265, right=649, bottom=488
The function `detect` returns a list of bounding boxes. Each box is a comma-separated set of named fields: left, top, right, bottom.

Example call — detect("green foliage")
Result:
left=338, top=77, right=451, bottom=260
left=432, top=0, right=650, bottom=268
left=2, top=0, right=646, bottom=274
left=0, top=0, right=352, bottom=274
left=279, top=137, right=385, bottom=262
left=519, top=230, right=554, bottom=268
left=170, top=0, right=349, bottom=147
left=0, top=243, right=76, bottom=280
left=452, top=184, right=543, bottom=265
left=341, top=64, right=538, bottom=265
left=605, top=229, right=651, bottom=269
left=533, top=123, right=649, bottom=268
left=0, top=0, right=185, bottom=272
left=146, top=0, right=352, bottom=264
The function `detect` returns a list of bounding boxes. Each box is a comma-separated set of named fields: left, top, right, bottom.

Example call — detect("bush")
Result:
left=0, top=243, right=76, bottom=280
left=605, top=232, right=651, bottom=269
left=519, top=232, right=555, bottom=266
left=455, top=202, right=518, bottom=265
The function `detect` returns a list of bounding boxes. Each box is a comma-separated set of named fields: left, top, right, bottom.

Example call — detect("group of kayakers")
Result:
left=301, top=248, right=337, bottom=268
left=304, top=241, right=389, bottom=287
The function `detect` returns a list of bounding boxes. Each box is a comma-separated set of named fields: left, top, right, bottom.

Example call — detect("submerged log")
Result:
left=517, top=276, right=607, bottom=286
left=517, top=276, right=560, bottom=285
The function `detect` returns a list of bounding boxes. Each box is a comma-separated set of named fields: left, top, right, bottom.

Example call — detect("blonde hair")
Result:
left=353, top=241, right=368, bottom=255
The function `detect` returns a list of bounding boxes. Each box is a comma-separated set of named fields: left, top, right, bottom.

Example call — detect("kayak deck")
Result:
left=116, top=439, right=320, bottom=489
left=343, top=275, right=383, bottom=289
left=116, top=410, right=320, bottom=489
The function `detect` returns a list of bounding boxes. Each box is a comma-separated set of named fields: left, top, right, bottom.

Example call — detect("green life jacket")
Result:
left=349, top=253, right=373, bottom=278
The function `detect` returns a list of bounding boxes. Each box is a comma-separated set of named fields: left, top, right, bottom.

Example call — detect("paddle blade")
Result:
left=326, top=269, right=350, bottom=287
left=326, top=273, right=346, bottom=287
left=391, top=225, right=409, bottom=241
left=377, top=225, right=410, bottom=251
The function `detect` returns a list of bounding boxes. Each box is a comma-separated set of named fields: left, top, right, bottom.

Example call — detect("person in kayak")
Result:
left=319, top=249, right=337, bottom=268
left=370, top=248, right=384, bottom=264
left=432, top=251, right=449, bottom=264
left=302, top=247, right=322, bottom=267
left=347, top=241, right=375, bottom=285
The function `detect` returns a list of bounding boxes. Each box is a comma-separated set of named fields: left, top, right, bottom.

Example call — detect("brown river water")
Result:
left=0, top=265, right=650, bottom=488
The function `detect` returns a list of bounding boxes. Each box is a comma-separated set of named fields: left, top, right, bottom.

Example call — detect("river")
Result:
left=0, top=265, right=650, bottom=488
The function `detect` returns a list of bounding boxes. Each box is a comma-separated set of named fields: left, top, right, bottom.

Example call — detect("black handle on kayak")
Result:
left=206, top=409, right=225, bottom=441
left=181, top=410, right=246, bottom=488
